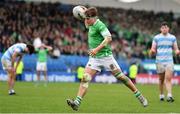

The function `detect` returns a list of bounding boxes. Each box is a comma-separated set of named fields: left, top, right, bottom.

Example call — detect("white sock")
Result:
left=167, top=93, right=172, bottom=98
left=159, top=94, right=165, bottom=99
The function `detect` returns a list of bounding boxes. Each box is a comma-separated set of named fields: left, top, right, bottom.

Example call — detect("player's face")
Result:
left=160, top=25, right=169, bottom=35
left=85, top=18, right=95, bottom=25
left=24, top=48, right=30, bottom=54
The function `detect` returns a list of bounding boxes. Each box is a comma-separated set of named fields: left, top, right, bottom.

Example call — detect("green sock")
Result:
left=74, top=96, right=82, bottom=105
left=134, top=91, right=141, bottom=97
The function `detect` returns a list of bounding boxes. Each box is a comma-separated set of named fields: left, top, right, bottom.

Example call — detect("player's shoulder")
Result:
left=95, top=19, right=108, bottom=31
left=15, top=43, right=26, bottom=47
left=168, top=33, right=176, bottom=39
left=19, top=43, right=27, bottom=48
left=96, top=19, right=106, bottom=26
left=154, top=34, right=161, bottom=39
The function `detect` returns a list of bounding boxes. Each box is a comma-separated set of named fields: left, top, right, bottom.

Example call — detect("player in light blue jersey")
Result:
left=1, top=43, right=35, bottom=95
left=150, top=22, right=180, bottom=102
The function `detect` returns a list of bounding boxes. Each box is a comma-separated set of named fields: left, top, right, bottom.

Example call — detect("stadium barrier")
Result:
left=136, top=73, right=180, bottom=85
left=1, top=53, right=180, bottom=84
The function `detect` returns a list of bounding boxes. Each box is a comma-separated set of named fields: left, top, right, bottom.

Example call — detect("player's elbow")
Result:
left=107, top=36, right=112, bottom=42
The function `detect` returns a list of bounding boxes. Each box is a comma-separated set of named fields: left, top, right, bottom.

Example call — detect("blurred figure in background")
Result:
left=1, top=43, right=34, bottom=95
left=33, top=33, right=42, bottom=49
left=35, top=44, right=52, bottom=86
left=14, top=60, right=24, bottom=81
left=129, top=62, right=138, bottom=84
left=150, top=22, right=180, bottom=102
left=77, top=65, right=85, bottom=82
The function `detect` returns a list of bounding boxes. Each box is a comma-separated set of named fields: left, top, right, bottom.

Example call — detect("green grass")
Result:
left=0, top=81, right=180, bottom=113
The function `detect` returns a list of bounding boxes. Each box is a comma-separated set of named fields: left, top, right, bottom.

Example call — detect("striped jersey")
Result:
left=2, top=43, right=27, bottom=60
left=152, top=33, right=177, bottom=64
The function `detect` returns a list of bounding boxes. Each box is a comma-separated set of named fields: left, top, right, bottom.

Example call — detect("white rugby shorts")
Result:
left=36, top=62, right=47, bottom=71
left=156, top=63, right=174, bottom=74
left=86, top=55, right=121, bottom=72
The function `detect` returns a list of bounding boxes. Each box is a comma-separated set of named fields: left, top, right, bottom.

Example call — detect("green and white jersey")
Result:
left=36, top=48, right=48, bottom=62
left=88, top=19, right=112, bottom=58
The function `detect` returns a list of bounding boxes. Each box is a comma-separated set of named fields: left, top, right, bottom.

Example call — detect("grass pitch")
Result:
left=0, top=81, right=180, bottom=113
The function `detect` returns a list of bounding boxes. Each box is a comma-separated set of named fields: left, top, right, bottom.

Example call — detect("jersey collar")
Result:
left=93, top=19, right=99, bottom=26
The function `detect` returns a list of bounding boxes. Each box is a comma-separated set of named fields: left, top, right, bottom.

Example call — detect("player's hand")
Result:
left=149, top=49, right=156, bottom=56
left=88, top=49, right=98, bottom=57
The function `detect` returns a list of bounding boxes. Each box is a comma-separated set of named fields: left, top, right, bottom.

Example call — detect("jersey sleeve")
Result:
left=173, top=36, right=179, bottom=50
left=14, top=48, right=21, bottom=53
left=98, top=23, right=111, bottom=38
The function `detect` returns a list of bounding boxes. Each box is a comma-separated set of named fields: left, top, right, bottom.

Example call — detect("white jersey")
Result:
left=152, top=33, right=177, bottom=64
left=2, top=43, right=27, bottom=60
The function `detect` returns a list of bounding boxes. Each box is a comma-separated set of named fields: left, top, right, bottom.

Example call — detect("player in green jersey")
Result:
left=67, top=7, right=148, bottom=111
left=35, top=44, right=52, bottom=86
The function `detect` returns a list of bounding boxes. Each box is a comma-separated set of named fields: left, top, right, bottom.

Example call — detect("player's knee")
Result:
left=121, top=76, right=130, bottom=85
left=81, top=73, right=92, bottom=88
left=82, top=73, right=92, bottom=82
left=114, top=72, right=130, bottom=85
left=165, top=77, right=171, bottom=82
left=114, top=72, right=124, bottom=78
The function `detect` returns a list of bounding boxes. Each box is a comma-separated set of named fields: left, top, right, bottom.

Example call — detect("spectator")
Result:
left=14, top=60, right=24, bottom=81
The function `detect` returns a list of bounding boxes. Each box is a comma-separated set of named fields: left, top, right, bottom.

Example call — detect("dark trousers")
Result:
left=130, top=78, right=136, bottom=84
left=16, top=74, right=22, bottom=81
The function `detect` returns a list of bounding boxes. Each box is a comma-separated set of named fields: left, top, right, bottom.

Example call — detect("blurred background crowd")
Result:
left=0, top=1, right=180, bottom=63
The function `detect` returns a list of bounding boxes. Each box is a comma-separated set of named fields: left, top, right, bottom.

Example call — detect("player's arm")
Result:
left=173, top=38, right=180, bottom=55
left=43, top=44, right=53, bottom=51
left=11, top=52, right=18, bottom=72
left=14, top=54, right=23, bottom=71
left=149, top=38, right=157, bottom=56
left=89, top=36, right=112, bottom=56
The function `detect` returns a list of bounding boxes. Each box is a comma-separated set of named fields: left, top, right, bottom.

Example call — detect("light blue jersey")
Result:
left=153, top=33, right=176, bottom=64
left=1, top=43, right=27, bottom=60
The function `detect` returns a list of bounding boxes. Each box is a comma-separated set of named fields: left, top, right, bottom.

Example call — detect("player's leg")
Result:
left=43, top=70, right=48, bottom=86
left=43, top=71, right=47, bottom=81
left=7, top=68, right=16, bottom=95
left=156, top=63, right=165, bottom=101
left=158, top=73, right=165, bottom=101
left=67, top=57, right=100, bottom=111
left=43, top=63, right=48, bottom=82
left=165, top=64, right=174, bottom=102
left=111, top=69, right=148, bottom=107
left=36, top=70, right=41, bottom=81
left=67, top=67, right=97, bottom=111
left=2, top=59, right=16, bottom=95
left=36, top=62, right=41, bottom=84
left=104, top=56, right=148, bottom=107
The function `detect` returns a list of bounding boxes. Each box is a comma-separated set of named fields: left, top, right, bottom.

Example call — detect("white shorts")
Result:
left=86, top=55, right=120, bottom=72
left=156, top=63, right=174, bottom=74
left=36, top=62, right=47, bottom=71
left=1, top=58, right=12, bottom=70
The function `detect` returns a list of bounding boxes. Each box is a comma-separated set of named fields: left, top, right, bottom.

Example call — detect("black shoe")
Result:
left=167, top=97, right=174, bottom=102
left=160, top=98, right=164, bottom=101
left=66, top=99, right=79, bottom=111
